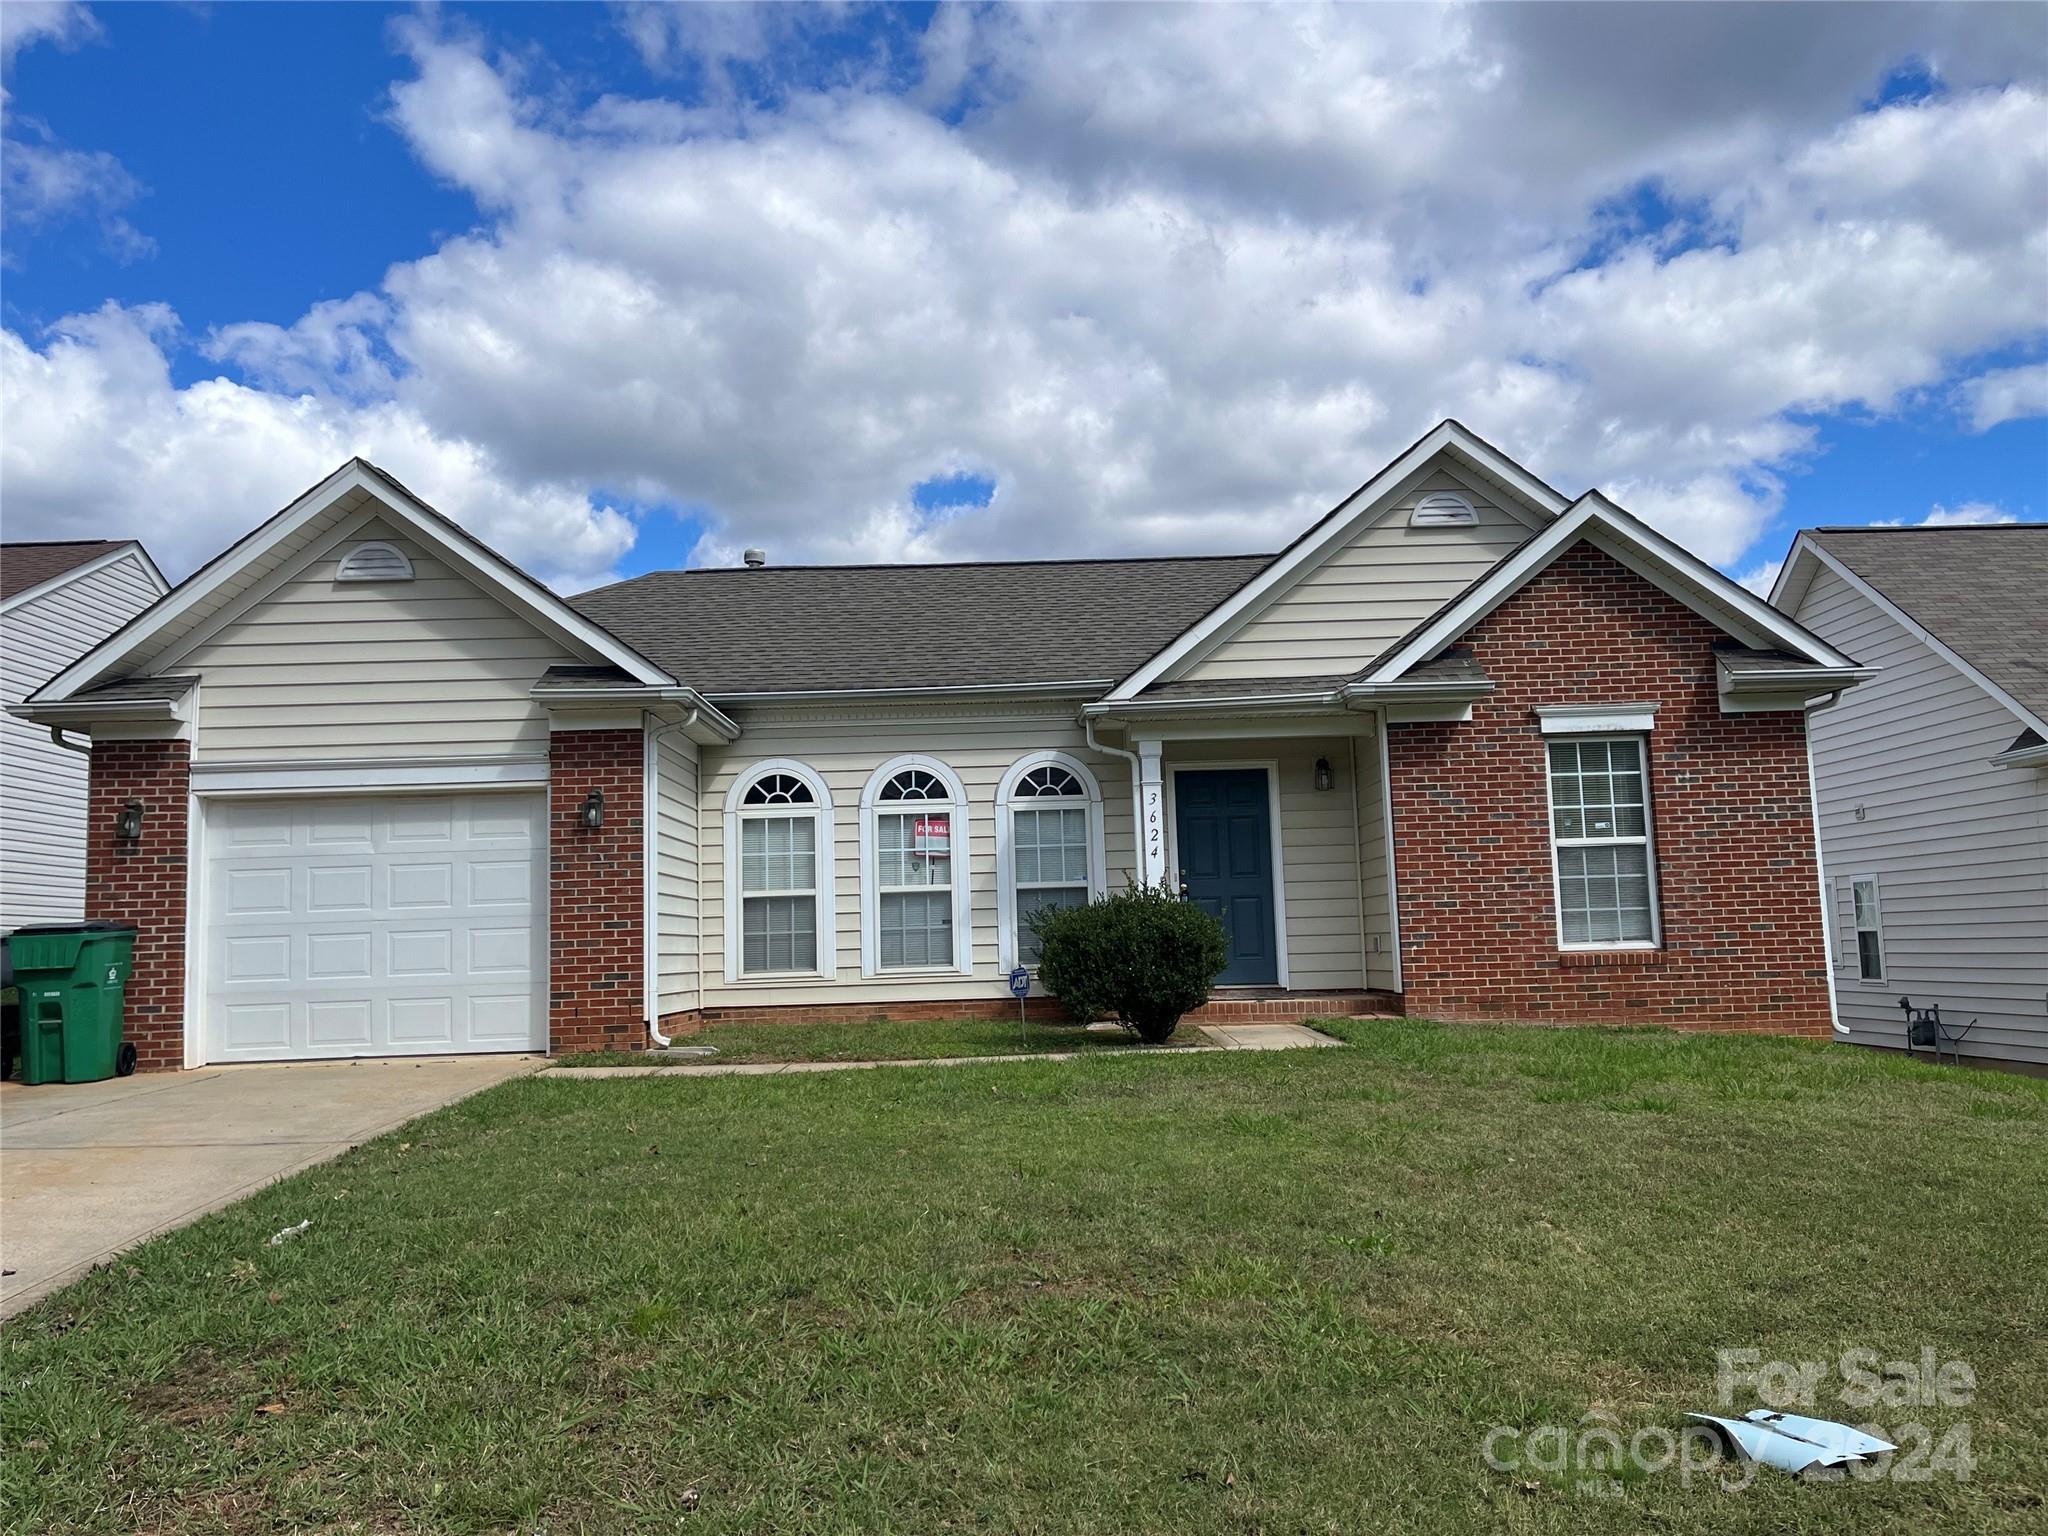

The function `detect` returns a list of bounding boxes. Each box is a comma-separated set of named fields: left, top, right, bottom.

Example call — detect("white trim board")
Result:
left=1108, top=421, right=1567, bottom=700
left=1369, top=493, right=1860, bottom=684
left=29, top=459, right=674, bottom=704
left=1772, top=536, right=2048, bottom=740
left=190, top=759, right=550, bottom=794
left=0, top=541, right=168, bottom=615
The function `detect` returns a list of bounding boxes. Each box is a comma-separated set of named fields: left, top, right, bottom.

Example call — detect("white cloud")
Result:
left=0, top=1, right=98, bottom=66
left=1877, top=501, right=2019, bottom=527
left=1959, top=362, right=2048, bottom=432
left=0, top=303, right=634, bottom=586
left=1736, top=558, right=1784, bottom=598
left=2, top=4, right=2044, bottom=584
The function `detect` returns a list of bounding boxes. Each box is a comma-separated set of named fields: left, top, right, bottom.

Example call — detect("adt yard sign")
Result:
left=1008, top=968, right=1031, bottom=999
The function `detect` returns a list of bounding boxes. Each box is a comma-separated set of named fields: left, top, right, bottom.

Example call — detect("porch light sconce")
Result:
left=1314, top=757, right=1334, bottom=793
left=578, top=789, right=605, bottom=830
left=114, top=799, right=144, bottom=842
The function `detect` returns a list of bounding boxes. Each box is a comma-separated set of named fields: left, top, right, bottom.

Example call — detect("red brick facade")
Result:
left=84, top=739, right=191, bottom=1072
left=548, top=729, right=646, bottom=1054
left=1387, top=541, right=1831, bottom=1036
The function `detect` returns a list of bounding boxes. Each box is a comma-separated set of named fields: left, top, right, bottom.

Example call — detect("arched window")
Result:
left=723, top=760, right=834, bottom=981
left=859, top=755, right=971, bottom=976
left=996, top=752, right=1106, bottom=969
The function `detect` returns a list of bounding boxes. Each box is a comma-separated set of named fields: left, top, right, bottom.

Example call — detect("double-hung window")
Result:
left=999, top=757, right=1104, bottom=967
left=865, top=761, right=969, bottom=973
left=1546, top=736, right=1659, bottom=947
left=1850, top=875, right=1886, bottom=982
left=727, top=764, right=832, bottom=979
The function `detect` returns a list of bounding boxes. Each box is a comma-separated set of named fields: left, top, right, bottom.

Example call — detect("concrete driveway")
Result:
left=1, top=1054, right=536, bottom=1319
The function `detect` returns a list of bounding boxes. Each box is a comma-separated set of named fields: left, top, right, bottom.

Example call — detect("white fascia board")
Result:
left=1105, top=421, right=1570, bottom=702
left=0, top=542, right=169, bottom=616
left=1781, top=539, right=2048, bottom=740
left=1366, top=494, right=1862, bottom=684
left=29, top=461, right=674, bottom=704
left=1082, top=688, right=1345, bottom=717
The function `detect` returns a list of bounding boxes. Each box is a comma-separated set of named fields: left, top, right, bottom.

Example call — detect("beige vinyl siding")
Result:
left=2, top=551, right=165, bottom=929
left=1181, top=472, right=1533, bottom=682
left=654, top=731, right=701, bottom=1017
left=699, top=705, right=1136, bottom=1007
left=179, top=520, right=579, bottom=762
left=1162, top=736, right=1370, bottom=991
left=1797, top=565, right=2048, bottom=1067
left=1353, top=727, right=1397, bottom=992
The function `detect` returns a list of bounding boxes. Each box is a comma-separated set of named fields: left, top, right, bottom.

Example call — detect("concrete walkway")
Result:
left=542, top=1021, right=1343, bottom=1080
left=1, top=1054, right=537, bottom=1319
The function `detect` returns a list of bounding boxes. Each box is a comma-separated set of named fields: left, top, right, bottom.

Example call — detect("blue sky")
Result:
left=3, top=2, right=2043, bottom=589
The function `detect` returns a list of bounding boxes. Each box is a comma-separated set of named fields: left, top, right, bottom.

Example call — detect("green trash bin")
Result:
left=7, top=922, right=139, bottom=1084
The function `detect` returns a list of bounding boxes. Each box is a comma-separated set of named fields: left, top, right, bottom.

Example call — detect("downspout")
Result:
left=1084, top=714, right=1144, bottom=886
left=1803, top=691, right=1846, bottom=1037
left=48, top=726, right=90, bottom=757
left=643, top=706, right=701, bottom=1049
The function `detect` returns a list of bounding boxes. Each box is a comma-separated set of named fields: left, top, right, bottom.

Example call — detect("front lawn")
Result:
left=554, top=1014, right=1201, bottom=1066
left=5, top=1021, right=2044, bottom=1533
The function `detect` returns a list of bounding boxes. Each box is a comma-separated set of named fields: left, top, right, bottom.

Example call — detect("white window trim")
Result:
left=1543, top=734, right=1663, bottom=952
left=722, top=758, right=836, bottom=984
left=1849, top=873, right=1887, bottom=985
left=858, top=754, right=974, bottom=977
left=1536, top=704, right=1660, bottom=735
left=995, top=751, right=1107, bottom=972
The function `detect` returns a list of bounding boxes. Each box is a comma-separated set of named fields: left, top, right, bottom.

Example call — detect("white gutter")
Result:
left=529, top=686, right=739, bottom=741
left=1803, top=690, right=1848, bottom=1036
left=1084, top=714, right=1145, bottom=885
left=642, top=704, right=701, bottom=1049
left=710, top=678, right=1113, bottom=704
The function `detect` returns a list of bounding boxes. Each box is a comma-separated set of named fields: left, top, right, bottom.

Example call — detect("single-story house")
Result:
left=1772, top=525, right=2047, bottom=1070
left=2, top=539, right=168, bottom=932
left=11, top=421, right=1872, bottom=1070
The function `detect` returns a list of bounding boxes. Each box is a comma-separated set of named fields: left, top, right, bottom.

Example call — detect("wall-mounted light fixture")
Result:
left=114, top=799, right=144, bottom=841
left=1313, top=757, right=1334, bottom=793
left=579, top=789, right=605, bottom=830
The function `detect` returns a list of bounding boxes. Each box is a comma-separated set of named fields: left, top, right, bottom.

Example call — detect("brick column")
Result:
left=548, top=729, right=645, bottom=1054
left=84, top=739, right=191, bottom=1072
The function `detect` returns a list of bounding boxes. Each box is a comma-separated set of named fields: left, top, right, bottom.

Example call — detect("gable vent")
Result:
left=336, top=541, right=414, bottom=582
left=1409, top=492, right=1478, bottom=528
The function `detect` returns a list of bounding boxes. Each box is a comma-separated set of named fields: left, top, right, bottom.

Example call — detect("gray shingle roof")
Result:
left=570, top=556, right=1273, bottom=695
left=2, top=540, right=127, bottom=602
left=1132, top=674, right=1355, bottom=702
left=532, top=665, right=645, bottom=692
left=1808, top=525, right=2048, bottom=715
left=69, top=674, right=198, bottom=704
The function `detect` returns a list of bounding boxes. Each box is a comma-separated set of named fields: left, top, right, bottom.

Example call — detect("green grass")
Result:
left=5, top=1020, right=2046, bottom=1533
left=555, top=1014, right=1202, bottom=1066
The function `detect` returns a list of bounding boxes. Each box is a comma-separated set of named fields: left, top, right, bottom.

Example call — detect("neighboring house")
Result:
left=1772, top=527, right=2048, bottom=1070
left=9, top=423, right=1870, bottom=1072
left=1, top=540, right=168, bottom=932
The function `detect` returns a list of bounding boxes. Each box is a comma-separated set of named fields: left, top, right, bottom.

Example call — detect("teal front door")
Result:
left=1174, top=769, right=1278, bottom=986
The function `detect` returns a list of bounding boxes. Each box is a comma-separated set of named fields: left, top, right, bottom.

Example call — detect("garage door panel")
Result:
left=205, top=792, right=546, bottom=1061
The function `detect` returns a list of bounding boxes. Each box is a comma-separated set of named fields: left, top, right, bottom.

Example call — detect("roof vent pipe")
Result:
left=742, top=548, right=767, bottom=568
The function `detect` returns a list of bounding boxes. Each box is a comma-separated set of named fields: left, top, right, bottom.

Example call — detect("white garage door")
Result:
left=204, top=792, right=546, bottom=1062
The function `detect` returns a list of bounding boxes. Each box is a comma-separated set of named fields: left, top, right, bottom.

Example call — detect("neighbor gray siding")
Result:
left=175, top=519, right=580, bottom=763
left=2, top=551, right=165, bottom=929
left=1180, top=472, right=1534, bottom=682
left=1796, top=565, right=2048, bottom=1067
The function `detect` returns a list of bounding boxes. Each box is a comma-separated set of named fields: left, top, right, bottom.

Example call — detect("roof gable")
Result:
left=1106, top=420, right=1567, bottom=700
left=1, top=540, right=165, bottom=610
left=1773, top=527, right=2048, bottom=734
left=1367, top=492, right=1861, bottom=682
left=28, top=460, right=672, bottom=703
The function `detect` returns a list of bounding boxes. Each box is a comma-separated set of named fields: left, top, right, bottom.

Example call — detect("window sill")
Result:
left=1556, top=949, right=1667, bottom=968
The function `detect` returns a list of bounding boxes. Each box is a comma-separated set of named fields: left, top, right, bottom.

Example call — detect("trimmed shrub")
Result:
left=1028, top=883, right=1228, bottom=1043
